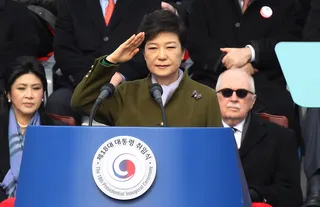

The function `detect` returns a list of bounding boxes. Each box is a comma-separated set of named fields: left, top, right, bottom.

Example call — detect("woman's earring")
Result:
left=8, top=99, right=11, bottom=103
left=42, top=98, right=44, bottom=102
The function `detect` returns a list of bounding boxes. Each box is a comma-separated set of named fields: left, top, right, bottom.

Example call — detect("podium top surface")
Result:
left=275, top=42, right=320, bottom=107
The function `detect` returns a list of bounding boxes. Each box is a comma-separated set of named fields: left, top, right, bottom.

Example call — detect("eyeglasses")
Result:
left=217, top=88, right=254, bottom=99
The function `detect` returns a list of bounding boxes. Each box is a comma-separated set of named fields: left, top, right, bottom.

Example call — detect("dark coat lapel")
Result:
left=86, top=0, right=108, bottom=37
left=107, top=0, right=134, bottom=31
left=239, top=113, right=267, bottom=157
left=233, top=0, right=242, bottom=13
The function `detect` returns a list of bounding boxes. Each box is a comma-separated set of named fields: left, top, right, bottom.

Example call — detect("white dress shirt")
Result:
left=100, top=0, right=118, bottom=17
left=222, top=119, right=246, bottom=149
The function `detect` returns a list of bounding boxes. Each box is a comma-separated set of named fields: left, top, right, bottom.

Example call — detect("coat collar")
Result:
left=145, top=70, right=191, bottom=96
left=86, top=0, right=107, bottom=37
left=239, top=113, right=267, bottom=157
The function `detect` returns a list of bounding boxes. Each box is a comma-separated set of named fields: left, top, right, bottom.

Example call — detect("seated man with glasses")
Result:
left=215, top=69, right=302, bottom=207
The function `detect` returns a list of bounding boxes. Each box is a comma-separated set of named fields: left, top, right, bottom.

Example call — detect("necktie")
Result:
left=232, top=127, right=238, bottom=133
left=232, top=127, right=241, bottom=149
left=104, top=0, right=115, bottom=25
left=242, top=0, right=250, bottom=13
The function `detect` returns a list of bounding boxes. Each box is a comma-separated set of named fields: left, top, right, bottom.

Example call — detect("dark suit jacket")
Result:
left=188, top=0, right=301, bottom=84
left=0, top=0, right=39, bottom=91
left=303, top=0, right=320, bottom=40
left=54, top=0, right=162, bottom=88
left=297, top=0, right=311, bottom=29
left=187, top=0, right=302, bottom=136
left=240, top=114, right=302, bottom=207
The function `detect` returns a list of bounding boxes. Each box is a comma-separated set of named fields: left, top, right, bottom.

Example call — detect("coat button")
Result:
left=160, top=122, right=164, bottom=127
left=235, top=22, right=240, bottom=27
left=103, top=36, right=109, bottom=42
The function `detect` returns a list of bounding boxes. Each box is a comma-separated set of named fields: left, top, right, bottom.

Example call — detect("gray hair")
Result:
left=215, top=69, right=255, bottom=93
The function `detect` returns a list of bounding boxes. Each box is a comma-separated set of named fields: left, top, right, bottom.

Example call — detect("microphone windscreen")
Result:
left=149, top=83, right=163, bottom=98
left=100, top=83, right=115, bottom=95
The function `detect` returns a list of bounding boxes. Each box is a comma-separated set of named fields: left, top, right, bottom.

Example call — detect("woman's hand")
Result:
left=110, top=72, right=124, bottom=87
left=107, top=32, right=145, bottom=64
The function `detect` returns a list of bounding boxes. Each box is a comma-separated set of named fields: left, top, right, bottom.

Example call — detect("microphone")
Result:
left=149, top=83, right=167, bottom=127
left=89, top=83, right=115, bottom=126
left=149, top=83, right=163, bottom=104
left=97, top=83, right=115, bottom=104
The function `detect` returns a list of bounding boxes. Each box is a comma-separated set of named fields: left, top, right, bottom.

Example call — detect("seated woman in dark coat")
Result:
left=71, top=10, right=222, bottom=127
left=0, top=57, right=62, bottom=201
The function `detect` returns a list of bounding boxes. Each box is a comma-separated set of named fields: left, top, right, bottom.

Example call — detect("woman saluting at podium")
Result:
left=71, top=10, right=222, bottom=127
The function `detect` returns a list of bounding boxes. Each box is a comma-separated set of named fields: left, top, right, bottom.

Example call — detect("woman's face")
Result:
left=7, top=73, right=44, bottom=118
left=144, top=32, right=185, bottom=85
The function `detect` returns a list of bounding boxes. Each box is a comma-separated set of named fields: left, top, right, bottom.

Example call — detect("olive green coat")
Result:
left=71, top=57, right=222, bottom=127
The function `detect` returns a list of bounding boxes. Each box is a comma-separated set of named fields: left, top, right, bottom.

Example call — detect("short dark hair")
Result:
left=137, top=9, right=187, bottom=50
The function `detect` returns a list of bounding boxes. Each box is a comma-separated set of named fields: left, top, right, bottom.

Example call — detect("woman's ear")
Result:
left=6, top=92, right=11, bottom=102
left=181, top=49, right=186, bottom=61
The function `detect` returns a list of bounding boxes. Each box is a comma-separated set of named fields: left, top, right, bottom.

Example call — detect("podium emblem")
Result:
left=92, top=136, right=157, bottom=200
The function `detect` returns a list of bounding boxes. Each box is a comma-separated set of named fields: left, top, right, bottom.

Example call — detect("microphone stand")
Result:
left=149, top=83, right=167, bottom=127
left=157, top=99, right=167, bottom=127
left=88, top=83, right=115, bottom=126
left=89, top=100, right=101, bottom=126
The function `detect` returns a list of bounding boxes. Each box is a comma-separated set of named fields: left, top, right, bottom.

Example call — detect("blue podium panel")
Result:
left=275, top=42, right=320, bottom=107
left=15, top=126, right=251, bottom=207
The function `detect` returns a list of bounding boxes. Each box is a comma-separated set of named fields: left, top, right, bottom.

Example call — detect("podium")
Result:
left=14, top=126, right=251, bottom=207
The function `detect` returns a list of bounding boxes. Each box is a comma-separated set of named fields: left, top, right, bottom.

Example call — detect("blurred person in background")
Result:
left=0, top=0, right=38, bottom=93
